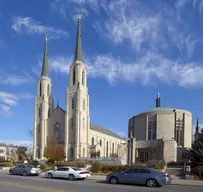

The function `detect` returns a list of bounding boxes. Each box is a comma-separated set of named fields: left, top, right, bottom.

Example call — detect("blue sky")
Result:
left=0, top=0, right=203, bottom=146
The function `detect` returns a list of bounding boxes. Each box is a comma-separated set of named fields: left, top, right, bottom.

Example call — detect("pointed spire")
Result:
left=41, top=34, right=48, bottom=77
left=73, top=12, right=83, bottom=62
left=196, top=117, right=199, bottom=133
left=156, top=88, right=161, bottom=108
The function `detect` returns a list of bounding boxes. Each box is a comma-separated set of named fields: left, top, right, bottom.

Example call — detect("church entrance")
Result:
left=138, top=149, right=151, bottom=162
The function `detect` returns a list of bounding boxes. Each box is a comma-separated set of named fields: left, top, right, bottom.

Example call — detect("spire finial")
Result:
left=78, top=11, right=81, bottom=21
left=156, top=88, right=161, bottom=108
left=45, top=34, right=48, bottom=41
left=41, top=34, right=48, bottom=77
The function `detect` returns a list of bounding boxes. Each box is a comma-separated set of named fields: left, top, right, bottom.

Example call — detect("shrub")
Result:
left=40, top=164, right=48, bottom=170
left=46, top=159, right=55, bottom=165
left=90, top=161, right=101, bottom=173
left=72, top=159, right=86, bottom=168
left=191, top=166, right=203, bottom=180
left=3, top=162, right=15, bottom=167
left=30, top=160, right=39, bottom=167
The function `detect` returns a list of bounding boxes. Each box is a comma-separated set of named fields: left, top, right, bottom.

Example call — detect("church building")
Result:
left=33, top=14, right=126, bottom=162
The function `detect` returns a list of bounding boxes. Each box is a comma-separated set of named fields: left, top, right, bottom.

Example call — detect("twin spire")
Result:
left=40, top=12, right=83, bottom=77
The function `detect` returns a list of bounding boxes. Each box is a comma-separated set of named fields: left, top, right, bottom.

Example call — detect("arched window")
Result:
left=73, top=67, right=76, bottom=85
left=82, top=71, right=85, bottom=85
left=39, top=82, right=42, bottom=96
left=83, top=118, right=85, bottom=129
left=72, top=99, right=74, bottom=109
left=70, top=147, right=74, bottom=158
left=112, top=143, right=114, bottom=153
left=100, top=139, right=102, bottom=146
left=54, top=122, right=61, bottom=143
left=48, top=108, right=51, bottom=117
left=83, top=148, right=85, bottom=157
left=91, top=137, right=94, bottom=146
left=106, top=141, right=108, bottom=157
left=47, top=84, right=50, bottom=96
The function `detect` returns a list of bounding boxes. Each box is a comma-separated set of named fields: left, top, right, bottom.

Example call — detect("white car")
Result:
left=45, top=166, right=90, bottom=180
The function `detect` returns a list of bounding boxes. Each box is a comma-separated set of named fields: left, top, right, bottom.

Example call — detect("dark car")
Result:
left=106, top=167, right=171, bottom=187
left=9, top=164, right=41, bottom=176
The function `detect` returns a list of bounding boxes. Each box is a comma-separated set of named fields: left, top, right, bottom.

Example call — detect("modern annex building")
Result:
left=33, top=14, right=126, bottom=162
left=127, top=93, right=193, bottom=164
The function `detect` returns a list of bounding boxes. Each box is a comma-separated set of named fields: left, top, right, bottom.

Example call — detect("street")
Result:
left=0, top=171, right=202, bottom=192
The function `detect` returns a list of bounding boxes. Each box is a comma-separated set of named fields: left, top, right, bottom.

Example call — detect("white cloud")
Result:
left=49, top=53, right=203, bottom=87
left=11, top=16, right=68, bottom=39
left=0, top=92, right=33, bottom=115
left=0, top=73, right=34, bottom=86
left=0, top=104, right=11, bottom=115
left=51, top=0, right=89, bottom=19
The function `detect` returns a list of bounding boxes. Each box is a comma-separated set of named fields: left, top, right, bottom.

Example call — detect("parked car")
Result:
left=106, top=167, right=171, bottom=187
left=45, top=166, right=90, bottom=180
left=9, top=164, right=41, bottom=176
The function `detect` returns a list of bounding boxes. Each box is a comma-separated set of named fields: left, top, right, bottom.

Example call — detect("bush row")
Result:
left=89, top=161, right=164, bottom=173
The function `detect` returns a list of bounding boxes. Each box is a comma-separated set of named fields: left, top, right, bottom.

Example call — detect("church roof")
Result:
left=90, top=124, right=123, bottom=139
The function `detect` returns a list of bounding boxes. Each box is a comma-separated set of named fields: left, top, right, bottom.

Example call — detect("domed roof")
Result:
left=133, top=107, right=191, bottom=117
left=144, top=107, right=176, bottom=113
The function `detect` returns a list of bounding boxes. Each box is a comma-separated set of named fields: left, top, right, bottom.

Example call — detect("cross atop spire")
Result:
left=41, top=34, right=48, bottom=77
left=73, top=11, right=83, bottom=62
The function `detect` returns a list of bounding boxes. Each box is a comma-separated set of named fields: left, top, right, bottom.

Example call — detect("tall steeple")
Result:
left=195, top=117, right=199, bottom=134
left=156, top=88, right=161, bottom=108
left=41, top=34, right=48, bottom=77
left=73, top=12, right=83, bottom=62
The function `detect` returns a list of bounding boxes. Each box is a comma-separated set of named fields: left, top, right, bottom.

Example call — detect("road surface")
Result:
left=0, top=171, right=202, bottom=192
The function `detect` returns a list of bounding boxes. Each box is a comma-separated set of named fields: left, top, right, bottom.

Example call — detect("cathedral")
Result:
left=33, top=14, right=126, bottom=162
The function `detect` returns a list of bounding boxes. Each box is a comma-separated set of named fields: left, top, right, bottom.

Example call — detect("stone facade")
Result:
left=128, top=107, right=192, bottom=164
left=33, top=16, right=127, bottom=163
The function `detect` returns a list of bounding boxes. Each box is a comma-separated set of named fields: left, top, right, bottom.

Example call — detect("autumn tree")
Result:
left=55, top=144, right=66, bottom=162
left=44, top=136, right=65, bottom=162
left=44, top=136, right=57, bottom=160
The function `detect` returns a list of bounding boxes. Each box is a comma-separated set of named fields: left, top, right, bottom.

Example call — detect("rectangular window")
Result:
left=152, top=121, right=157, bottom=140
left=71, top=118, right=74, bottom=130
left=83, top=100, right=85, bottom=110
left=72, top=99, right=74, bottom=109
left=148, top=122, right=152, bottom=140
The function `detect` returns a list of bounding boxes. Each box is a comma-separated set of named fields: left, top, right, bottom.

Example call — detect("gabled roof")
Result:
left=90, top=124, right=123, bottom=139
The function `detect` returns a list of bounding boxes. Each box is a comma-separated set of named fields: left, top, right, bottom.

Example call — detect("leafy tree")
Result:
left=44, top=137, right=65, bottom=162
left=55, top=144, right=66, bottom=162
left=189, top=128, right=203, bottom=163
left=44, top=136, right=57, bottom=160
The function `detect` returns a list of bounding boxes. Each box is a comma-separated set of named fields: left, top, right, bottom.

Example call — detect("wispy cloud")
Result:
left=11, top=16, right=68, bottom=39
left=48, top=53, right=203, bottom=87
left=50, top=0, right=89, bottom=19
left=0, top=72, right=34, bottom=86
left=0, top=92, right=33, bottom=115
